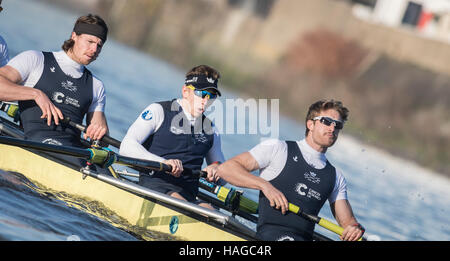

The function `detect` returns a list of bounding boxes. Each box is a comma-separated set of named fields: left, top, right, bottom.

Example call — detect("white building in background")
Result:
left=351, top=0, right=450, bottom=42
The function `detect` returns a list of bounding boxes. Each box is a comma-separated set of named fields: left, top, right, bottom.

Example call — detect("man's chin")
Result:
left=327, top=137, right=338, bottom=147
left=320, top=136, right=337, bottom=148
left=194, top=112, right=203, bottom=118
left=83, top=56, right=96, bottom=65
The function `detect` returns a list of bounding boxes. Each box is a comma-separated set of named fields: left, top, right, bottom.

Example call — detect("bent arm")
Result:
left=0, top=65, right=63, bottom=125
left=218, top=152, right=289, bottom=213
left=331, top=199, right=358, bottom=228
left=331, top=199, right=364, bottom=241
left=0, top=65, right=38, bottom=101
left=217, top=152, right=262, bottom=189
left=119, top=104, right=165, bottom=162
left=203, top=129, right=226, bottom=183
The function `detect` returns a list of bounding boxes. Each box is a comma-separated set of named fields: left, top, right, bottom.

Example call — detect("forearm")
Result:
left=0, top=65, right=37, bottom=102
left=337, top=215, right=358, bottom=229
left=217, top=158, right=267, bottom=191
left=332, top=200, right=358, bottom=227
left=0, top=77, right=37, bottom=102
left=86, top=111, right=108, bottom=131
left=119, top=136, right=165, bottom=162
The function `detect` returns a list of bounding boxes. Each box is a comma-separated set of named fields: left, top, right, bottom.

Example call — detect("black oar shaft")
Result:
left=0, top=135, right=92, bottom=159
left=115, top=154, right=171, bottom=172
left=0, top=136, right=173, bottom=172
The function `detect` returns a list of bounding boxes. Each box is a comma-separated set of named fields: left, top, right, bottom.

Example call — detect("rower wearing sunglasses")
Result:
left=120, top=65, right=226, bottom=208
left=217, top=99, right=365, bottom=241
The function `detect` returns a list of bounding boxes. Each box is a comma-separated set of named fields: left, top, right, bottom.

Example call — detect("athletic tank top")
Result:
left=19, top=52, right=93, bottom=146
left=257, top=141, right=337, bottom=239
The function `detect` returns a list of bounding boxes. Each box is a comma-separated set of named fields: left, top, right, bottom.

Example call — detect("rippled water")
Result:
left=0, top=0, right=449, bottom=241
left=0, top=170, right=138, bottom=240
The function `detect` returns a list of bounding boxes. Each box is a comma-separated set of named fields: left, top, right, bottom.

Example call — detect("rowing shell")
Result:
left=0, top=116, right=257, bottom=241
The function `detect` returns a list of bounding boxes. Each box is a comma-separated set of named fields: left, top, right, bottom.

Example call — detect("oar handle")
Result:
left=317, top=218, right=344, bottom=236
left=61, top=117, right=122, bottom=148
left=289, top=202, right=365, bottom=241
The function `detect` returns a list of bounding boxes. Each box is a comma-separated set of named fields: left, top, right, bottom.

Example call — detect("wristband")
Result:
left=352, top=223, right=365, bottom=234
left=211, top=161, right=221, bottom=165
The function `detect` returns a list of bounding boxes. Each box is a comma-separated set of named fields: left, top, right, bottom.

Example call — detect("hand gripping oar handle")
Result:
left=61, top=117, right=121, bottom=148
left=288, top=203, right=366, bottom=241
left=0, top=106, right=120, bottom=148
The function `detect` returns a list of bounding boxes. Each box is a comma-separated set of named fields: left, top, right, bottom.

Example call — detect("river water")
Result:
left=0, top=0, right=448, bottom=241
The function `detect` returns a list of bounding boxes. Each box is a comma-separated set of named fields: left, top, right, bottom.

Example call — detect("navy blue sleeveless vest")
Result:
left=19, top=52, right=93, bottom=147
left=141, top=100, right=214, bottom=196
left=257, top=141, right=336, bottom=240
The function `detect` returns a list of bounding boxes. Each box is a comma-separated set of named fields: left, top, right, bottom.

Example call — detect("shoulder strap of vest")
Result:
left=83, top=66, right=92, bottom=77
left=41, top=51, right=55, bottom=65
left=141, top=100, right=174, bottom=149
left=285, top=140, right=300, bottom=155
left=157, top=99, right=178, bottom=112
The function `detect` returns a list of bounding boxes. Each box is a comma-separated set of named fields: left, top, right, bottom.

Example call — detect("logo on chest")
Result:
left=304, top=171, right=321, bottom=184
left=61, top=80, right=78, bottom=92
left=52, top=92, right=80, bottom=108
left=193, top=133, right=208, bottom=144
left=294, top=183, right=322, bottom=201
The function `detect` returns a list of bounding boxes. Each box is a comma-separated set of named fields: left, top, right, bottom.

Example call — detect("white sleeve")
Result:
left=119, top=103, right=166, bottom=162
left=0, top=36, right=9, bottom=67
left=248, top=139, right=287, bottom=181
left=205, top=126, right=225, bottom=164
left=88, top=76, right=106, bottom=112
left=7, top=50, right=44, bottom=86
left=328, top=169, right=348, bottom=204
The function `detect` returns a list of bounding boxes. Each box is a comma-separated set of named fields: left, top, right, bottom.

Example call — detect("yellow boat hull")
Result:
left=0, top=144, right=255, bottom=241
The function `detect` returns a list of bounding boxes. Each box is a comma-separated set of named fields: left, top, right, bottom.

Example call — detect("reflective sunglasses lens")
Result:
left=208, top=92, right=217, bottom=99
left=321, top=117, right=343, bottom=129
left=320, top=117, right=332, bottom=126
left=195, top=90, right=216, bottom=99
left=193, top=90, right=203, bottom=98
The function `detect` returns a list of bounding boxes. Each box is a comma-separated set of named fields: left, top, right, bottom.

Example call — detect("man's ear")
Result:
left=181, top=85, right=189, bottom=99
left=70, top=31, right=77, bottom=41
left=306, top=119, right=315, bottom=134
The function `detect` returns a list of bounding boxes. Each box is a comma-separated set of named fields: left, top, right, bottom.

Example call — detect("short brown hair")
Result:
left=305, top=99, right=349, bottom=136
left=185, top=65, right=221, bottom=80
left=62, top=14, right=108, bottom=52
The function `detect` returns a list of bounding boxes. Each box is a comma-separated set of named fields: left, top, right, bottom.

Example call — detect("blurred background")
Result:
left=44, top=0, right=450, bottom=177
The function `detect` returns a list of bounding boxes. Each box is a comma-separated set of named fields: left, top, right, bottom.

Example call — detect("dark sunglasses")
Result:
left=187, top=85, right=217, bottom=100
left=313, top=116, right=344, bottom=130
